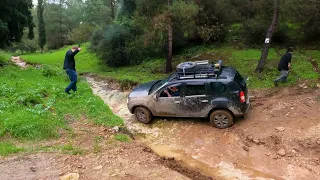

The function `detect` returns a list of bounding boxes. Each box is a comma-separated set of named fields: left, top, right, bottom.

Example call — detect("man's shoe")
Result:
left=65, top=89, right=70, bottom=94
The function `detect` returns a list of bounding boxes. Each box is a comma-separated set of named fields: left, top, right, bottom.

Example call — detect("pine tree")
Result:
left=38, top=0, right=46, bottom=53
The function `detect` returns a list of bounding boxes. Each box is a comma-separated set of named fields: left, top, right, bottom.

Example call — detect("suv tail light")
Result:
left=240, top=91, right=245, bottom=103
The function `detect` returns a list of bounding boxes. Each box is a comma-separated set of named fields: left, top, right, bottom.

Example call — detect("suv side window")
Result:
left=185, top=83, right=206, bottom=96
left=159, top=84, right=181, bottom=97
left=234, top=71, right=246, bottom=88
left=210, top=82, right=226, bottom=94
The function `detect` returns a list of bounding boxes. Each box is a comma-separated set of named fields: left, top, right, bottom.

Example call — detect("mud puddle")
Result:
left=87, top=76, right=320, bottom=180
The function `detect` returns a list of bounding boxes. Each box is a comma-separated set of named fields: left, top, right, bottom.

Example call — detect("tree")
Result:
left=69, top=23, right=96, bottom=46
left=256, top=0, right=280, bottom=73
left=38, top=0, right=46, bottom=53
left=166, top=0, right=173, bottom=73
left=0, top=0, right=34, bottom=48
left=83, top=0, right=113, bottom=27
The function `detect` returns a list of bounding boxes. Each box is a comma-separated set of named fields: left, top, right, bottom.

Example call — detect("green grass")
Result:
left=114, top=134, right=131, bottom=142
left=0, top=51, right=11, bottom=64
left=0, top=65, right=123, bottom=142
left=22, top=44, right=320, bottom=89
left=60, top=144, right=85, bottom=155
left=22, top=44, right=167, bottom=85
left=0, top=142, right=25, bottom=156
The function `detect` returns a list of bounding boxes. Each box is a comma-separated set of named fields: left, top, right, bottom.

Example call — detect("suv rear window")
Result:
left=186, top=83, right=206, bottom=96
left=234, top=72, right=246, bottom=88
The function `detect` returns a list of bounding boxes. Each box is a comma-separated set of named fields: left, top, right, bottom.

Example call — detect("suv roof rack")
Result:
left=169, top=60, right=225, bottom=81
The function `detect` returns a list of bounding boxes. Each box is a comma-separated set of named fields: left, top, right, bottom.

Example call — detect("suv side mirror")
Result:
left=153, top=94, right=159, bottom=100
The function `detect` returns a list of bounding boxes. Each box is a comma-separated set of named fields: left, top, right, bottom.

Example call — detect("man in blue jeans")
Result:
left=274, top=48, right=293, bottom=86
left=63, top=46, right=81, bottom=94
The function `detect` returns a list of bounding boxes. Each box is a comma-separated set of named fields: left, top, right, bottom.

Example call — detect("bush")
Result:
left=242, top=19, right=267, bottom=45
left=41, top=65, right=61, bottom=77
left=304, top=18, right=320, bottom=42
left=90, top=24, right=135, bottom=67
left=0, top=51, right=10, bottom=64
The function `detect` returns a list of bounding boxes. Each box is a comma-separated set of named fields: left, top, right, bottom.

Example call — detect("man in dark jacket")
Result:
left=274, top=48, right=293, bottom=86
left=63, top=46, right=81, bottom=94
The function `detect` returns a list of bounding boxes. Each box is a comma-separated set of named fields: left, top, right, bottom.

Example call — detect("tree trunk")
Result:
left=110, top=0, right=115, bottom=20
left=256, top=0, right=280, bottom=73
left=166, top=0, right=173, bottom=74
left=59, top=0, right=63, bottom=47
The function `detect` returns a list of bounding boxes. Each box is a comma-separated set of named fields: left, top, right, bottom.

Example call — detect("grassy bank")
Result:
left=22, top=44, right=166, bottom=85
left=0, top=51, right=11, bottom=64
left=0, top=65, right=123, bottom=156
left=22, top=45, right=320, bottom=89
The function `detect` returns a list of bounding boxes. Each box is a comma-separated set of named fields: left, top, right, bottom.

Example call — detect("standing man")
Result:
left=63, top=46, right=81, bottom=94
left=274, top=48, right=293, bottom=86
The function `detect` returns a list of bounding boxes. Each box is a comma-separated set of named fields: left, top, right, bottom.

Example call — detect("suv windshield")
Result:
left=149, top=79, right=168, bottom=94
left=149, top=73, right=177, bottom=94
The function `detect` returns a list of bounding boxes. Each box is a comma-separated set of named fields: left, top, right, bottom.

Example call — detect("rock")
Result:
left=303, top=86, right=308, bottom=89
left=93, top=166, right=103, bottom=170
left=265, top=153, right=271, bottom=156
left=253, top=138, right=261, bottom=145
left=30, top=167, right=36, bottom=172
left=247, top=135, right=254, bottom=141
left=243, top=146, right=250, bottom=151
left=277, top=149, right=286, bottom=157
left=112, top=126, right=119, bottom=133
left=316, top=140, right=320, bottom=145
left=60, top=173, right=79, bottom=180
left=275, top=127, right=285, bottom=132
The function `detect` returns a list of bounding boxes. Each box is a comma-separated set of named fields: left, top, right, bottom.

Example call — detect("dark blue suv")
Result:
left=127, top=60, right=250, bottom=129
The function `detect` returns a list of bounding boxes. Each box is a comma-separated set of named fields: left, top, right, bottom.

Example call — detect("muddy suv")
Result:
left=127, top=60, right=250, bottom=129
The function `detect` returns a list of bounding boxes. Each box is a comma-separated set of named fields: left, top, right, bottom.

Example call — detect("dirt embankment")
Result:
left=87, top=76, right=320, bottom=180
left=1, top=117, right=211, bottom=180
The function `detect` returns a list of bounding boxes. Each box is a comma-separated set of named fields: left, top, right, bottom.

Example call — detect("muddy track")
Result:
left=87, top=76, right=320, bottom=180
left=307, top=57, right=320, bottom=75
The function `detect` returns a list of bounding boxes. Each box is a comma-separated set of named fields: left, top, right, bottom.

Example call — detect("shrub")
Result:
left=90, top=24, right=134, bottom=67
left=0, top=51, right=10, bottom=64
left=41, top=65, right=61, bottom=77
left=242, top=19, right=267, bottom=45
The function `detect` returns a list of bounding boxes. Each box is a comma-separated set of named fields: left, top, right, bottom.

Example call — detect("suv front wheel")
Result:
left=134, top=107, right=152, bottom=124
left=210, top=110, right=233, bottom=129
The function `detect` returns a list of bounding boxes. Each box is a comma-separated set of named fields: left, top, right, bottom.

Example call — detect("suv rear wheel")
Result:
left=134, top=107, right=152, bottom=124
left=209, top=110, right=233, bottom=129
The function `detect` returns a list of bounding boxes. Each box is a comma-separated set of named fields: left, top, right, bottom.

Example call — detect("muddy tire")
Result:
left=209, top=110, right=233, bottom=129
left=134, top=107, right=152, bottom=124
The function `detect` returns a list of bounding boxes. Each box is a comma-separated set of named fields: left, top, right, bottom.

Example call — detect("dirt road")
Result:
left=87, top=76, right=320, bottom=180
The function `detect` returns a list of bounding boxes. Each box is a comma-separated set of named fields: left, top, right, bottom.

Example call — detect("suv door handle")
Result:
left=201, top=100, right=208, bottom=103
left=174, top=101, right=180, bottom=104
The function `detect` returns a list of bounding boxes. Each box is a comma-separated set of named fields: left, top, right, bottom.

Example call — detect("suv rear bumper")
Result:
left=234, top=100, right=250, bottom=117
